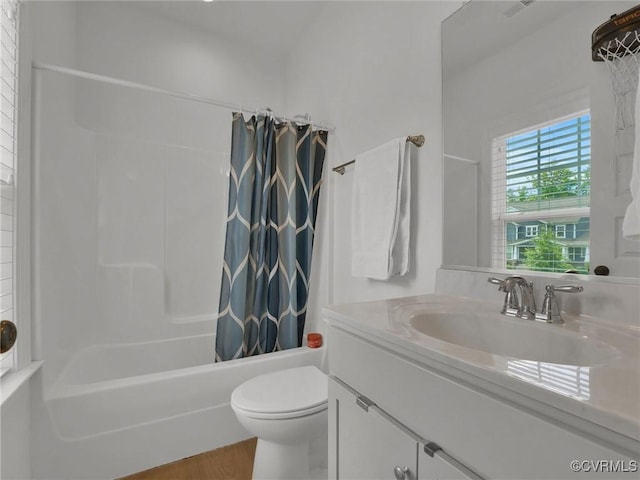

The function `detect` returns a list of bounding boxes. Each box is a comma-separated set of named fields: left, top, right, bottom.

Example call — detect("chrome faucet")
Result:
left=488, top=276, right=583, bottom=324
left=488, top=275, right=536, bottom=320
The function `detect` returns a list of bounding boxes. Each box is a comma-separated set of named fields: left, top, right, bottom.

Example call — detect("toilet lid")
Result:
left=231, top=366, right=327, bottom=418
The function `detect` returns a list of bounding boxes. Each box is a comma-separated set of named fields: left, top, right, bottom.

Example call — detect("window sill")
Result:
left=0, top=361, right=43, bottom=406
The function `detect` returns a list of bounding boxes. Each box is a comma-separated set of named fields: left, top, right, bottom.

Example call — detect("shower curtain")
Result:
left=215, top=113, right=328, bottom=361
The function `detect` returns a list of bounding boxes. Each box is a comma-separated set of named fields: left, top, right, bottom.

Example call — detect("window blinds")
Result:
left=493, top=112, right=591, bottom=221
left=0, top=0, right=17, bottom=375
left=491, top=111, right=591, bottom=271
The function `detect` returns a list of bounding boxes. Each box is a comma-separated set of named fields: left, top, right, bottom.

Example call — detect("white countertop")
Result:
left=323, top=294, right=640, bottom=444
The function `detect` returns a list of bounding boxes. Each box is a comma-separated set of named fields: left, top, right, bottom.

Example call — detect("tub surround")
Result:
left=34, top=343, right=325, bottom=479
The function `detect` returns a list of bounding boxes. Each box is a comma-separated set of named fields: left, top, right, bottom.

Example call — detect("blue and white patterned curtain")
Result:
left=215, top=113, right=328, bottom=362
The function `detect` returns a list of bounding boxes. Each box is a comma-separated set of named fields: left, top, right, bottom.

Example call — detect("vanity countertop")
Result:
left=323, top=294, right=640, bottom=444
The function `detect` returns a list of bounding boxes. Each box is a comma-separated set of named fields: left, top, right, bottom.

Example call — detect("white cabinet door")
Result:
left=329, top=326, right=637, bottom=479
left=330, top=377, right=419, bottom=480
left=419, top=444, right=482, bottom=480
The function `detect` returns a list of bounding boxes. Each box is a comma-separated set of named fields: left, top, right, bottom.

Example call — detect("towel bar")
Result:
left=332, top=135, right=425, bottom=175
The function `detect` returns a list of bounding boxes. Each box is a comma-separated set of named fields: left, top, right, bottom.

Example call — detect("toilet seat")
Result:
left=231, top=365, right=327, bottom=420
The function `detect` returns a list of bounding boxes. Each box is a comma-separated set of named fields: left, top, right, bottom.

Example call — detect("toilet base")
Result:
left=252, top=438, right=310, bottom=480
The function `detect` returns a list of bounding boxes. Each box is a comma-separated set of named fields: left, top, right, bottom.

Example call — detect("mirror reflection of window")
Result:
left=492, top=112, right=591, bottom=274
left=507, top=360, right=590, bottom=401
left=442, top=1, right=640, bottom=278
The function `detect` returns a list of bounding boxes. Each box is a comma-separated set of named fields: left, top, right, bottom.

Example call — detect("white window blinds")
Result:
left=492, top=111, right=591, bottom=273
left=0, top=0, right=18, bottom=376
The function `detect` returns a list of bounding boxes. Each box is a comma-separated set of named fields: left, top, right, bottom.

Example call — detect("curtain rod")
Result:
left=332, top=135, right=425, bottom=175
left=32, top=62, right=335, bottom=132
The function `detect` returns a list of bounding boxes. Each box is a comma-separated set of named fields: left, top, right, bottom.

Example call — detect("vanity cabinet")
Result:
left=329, top=376, right=480, bottom=479
left=327, top=324, right=639, bottom=479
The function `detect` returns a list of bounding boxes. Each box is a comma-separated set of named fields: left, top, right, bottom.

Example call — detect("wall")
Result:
left=1, top=381, right=30, bottom=479
left=286, top=1, right=463, bottom=309
left=0, top=2, right=77, bottom=478
left=74, top=1, right=286, bottom=110
left=443, top=156, right=478, bottom=266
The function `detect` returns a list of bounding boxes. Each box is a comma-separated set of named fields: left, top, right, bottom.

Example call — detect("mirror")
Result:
left=442, top=0, right=640, bottom=279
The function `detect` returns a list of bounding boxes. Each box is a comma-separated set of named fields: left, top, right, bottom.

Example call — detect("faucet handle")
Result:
left=541, top=284, right=583, bottom=324
left=545, top=284, right=583, bottom=294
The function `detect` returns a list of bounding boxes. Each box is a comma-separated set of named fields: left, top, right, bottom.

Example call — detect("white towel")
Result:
left=623, top=66, right=640, bottom=239
left=351, top=137, right=410, bottom=280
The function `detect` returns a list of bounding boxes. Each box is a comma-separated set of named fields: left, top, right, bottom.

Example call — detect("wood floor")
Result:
left=120, top=438, right=257, bottom=480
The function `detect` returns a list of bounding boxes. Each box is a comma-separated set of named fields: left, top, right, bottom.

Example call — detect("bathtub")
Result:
left=41, top=333, right=326, bottom=479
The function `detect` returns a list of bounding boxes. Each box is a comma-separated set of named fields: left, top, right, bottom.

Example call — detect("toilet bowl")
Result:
left=231, top=365, right=328, bottom=480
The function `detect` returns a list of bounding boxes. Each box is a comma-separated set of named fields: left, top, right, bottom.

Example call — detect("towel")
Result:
left=622, top=66, right=640, bottom=239
left=351, top=137, right=410, bottom=280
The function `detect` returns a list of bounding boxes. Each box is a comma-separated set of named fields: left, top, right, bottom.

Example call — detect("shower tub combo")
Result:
left=42, top=333, right=325, bottom=478
left=32, top=64, right=327, bottom=479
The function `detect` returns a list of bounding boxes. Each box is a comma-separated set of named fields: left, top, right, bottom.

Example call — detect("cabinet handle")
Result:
left=356, top=395, right=375, bottom=412
left=423, top=441, right=442, bottom=457
left=393, top=466, right=410, bottom=480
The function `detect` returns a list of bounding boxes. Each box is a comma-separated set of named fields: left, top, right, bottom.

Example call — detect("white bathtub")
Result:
left=41, top=333, right=326, bottom=479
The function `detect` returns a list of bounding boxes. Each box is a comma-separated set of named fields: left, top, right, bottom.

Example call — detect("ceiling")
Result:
left=129, top=0, right=328, bottom=53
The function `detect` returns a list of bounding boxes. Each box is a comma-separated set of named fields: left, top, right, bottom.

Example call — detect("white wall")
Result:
left=1, top=382, right=31, bottom=479
left=0, top=2, right=78, bottom=478
left=286, top=1, right=462, bottom=309
left=74, top=1, right=286, bottom=110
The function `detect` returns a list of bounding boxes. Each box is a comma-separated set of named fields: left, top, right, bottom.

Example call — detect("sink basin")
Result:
left=399, top=304, right=619, bottom=366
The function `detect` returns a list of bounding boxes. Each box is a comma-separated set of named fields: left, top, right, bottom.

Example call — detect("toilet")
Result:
left=230, top=365, right=328, bottom=480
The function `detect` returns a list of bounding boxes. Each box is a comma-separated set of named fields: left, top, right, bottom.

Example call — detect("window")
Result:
left=492, top=111, right=590, bottom=273
left=568, top=247, right=587, bottom=262
left=0, top=0, right=18, bottom=376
